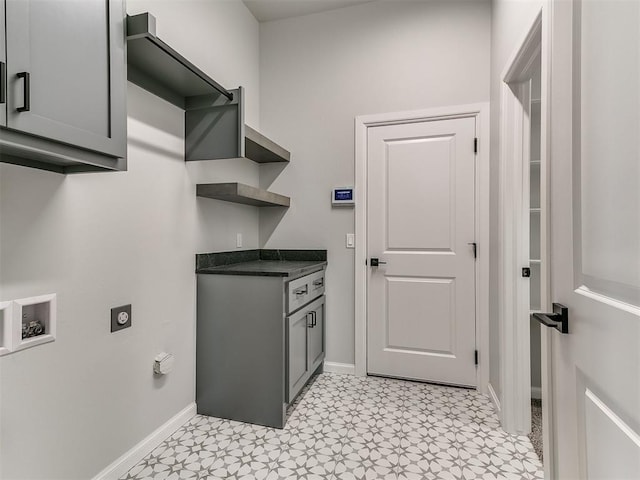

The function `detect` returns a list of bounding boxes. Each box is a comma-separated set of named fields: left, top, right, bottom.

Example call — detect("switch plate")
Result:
left=346, top=233, right=355, bottom=248
left=236, top=233, right=243, bottom=248
left=111, top=304, right=131, bottom=332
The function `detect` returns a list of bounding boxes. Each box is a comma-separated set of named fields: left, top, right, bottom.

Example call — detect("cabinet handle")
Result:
left=0, top=62, right=5, bottom=104
left=311, top=311, right=317, bottom=327
left=17, top=72, right=30, bottom=112
left=306, top=312, right=314, bottom=328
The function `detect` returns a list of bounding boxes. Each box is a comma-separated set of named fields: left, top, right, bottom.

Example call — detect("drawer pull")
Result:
left=313, top=278, right=324, bottom=288
left=295, top=285, right=308, bottom=296
left=17, top=72, right=30, bottom=112
left=0, top=62, right=5, bottom=104
left=306, top=311, right=317, bottom=328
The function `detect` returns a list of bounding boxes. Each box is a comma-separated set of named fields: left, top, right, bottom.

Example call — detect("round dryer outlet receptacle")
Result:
left=117, top=311, right=129, bottom=325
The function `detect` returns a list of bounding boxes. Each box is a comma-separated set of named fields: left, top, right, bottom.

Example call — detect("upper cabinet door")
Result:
left=0, top=1, right=6, bottom=128
left=5, top=0, right=126, bottom=158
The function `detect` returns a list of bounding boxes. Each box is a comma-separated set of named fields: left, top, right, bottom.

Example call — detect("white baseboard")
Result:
left=323, top=361, right=356, bottom=375
left=488, top=383, right=501, bottom=413
left=531, top=386, right=542, bottom=400
left=92, top=402, right=197, bottom=480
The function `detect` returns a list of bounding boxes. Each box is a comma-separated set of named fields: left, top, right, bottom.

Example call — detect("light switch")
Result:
left=346, top=233, right=355, bottom=248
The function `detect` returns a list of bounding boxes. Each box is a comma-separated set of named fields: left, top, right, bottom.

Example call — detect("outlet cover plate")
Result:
left=111, top=304, right=132, bottom=332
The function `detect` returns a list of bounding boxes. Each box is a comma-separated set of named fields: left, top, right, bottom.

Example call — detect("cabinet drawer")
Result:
left=286, top=269, right=325, bottom=313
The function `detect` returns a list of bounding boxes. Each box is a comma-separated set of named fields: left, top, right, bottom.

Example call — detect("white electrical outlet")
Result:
left=236, top=233, right=243, bottom=248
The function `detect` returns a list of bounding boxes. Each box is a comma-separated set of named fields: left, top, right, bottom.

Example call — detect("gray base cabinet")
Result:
left=197, top=269, right=325, bottom=428
left=0, top=0, right=127, bottom=173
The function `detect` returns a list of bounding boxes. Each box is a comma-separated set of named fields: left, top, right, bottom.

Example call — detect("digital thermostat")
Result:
left=332, top=187, right=355, bottom=206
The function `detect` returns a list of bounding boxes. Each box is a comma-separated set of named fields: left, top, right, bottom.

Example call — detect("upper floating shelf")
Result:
left=126, top=13, right=234, bottom=109
left=185, top=88, right=290, bottom=164
left=126, top=13, right=291, bottom=165
left=245, top=126, right=291, bottom=164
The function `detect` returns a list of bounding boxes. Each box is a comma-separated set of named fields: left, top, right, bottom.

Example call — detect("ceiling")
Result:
left=242, top=0, right=375, bottom=22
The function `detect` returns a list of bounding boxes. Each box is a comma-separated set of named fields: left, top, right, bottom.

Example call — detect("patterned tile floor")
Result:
left=122, top=373, right=543, bottom=480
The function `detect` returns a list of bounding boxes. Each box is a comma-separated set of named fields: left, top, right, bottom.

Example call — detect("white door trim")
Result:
left=354, top=103, right=490, bottom=394
left=499, top=5, right=556, bottom=478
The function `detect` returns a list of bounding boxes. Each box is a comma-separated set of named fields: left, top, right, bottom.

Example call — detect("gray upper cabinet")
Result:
left=0, top=0, right=126, bottom=173
left=0, top=1, right=6, bottom=127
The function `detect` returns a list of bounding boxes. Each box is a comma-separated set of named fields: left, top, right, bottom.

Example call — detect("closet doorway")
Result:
left=527, top=52, right=545, bottom=466
left=498, top=12, right=552, bottom=477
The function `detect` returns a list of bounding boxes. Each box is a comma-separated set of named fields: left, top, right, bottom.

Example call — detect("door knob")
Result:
left=531, top=303, right=569, bottom=334
left=370, top=258, right=387, bottom=267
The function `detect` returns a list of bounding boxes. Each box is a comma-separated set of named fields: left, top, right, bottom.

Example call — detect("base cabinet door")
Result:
left=307, top=298, right=325, bottom=372
left=286, top=295, right=326, bottom=403
left=287, top=308, right=310, bottom=402
left=4, top=0, right=126, bottom=158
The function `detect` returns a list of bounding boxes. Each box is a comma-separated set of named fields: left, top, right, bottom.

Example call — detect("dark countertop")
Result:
left=196, top=260, right=327, bottom=277
left=195, top=249, right=327, bottom=277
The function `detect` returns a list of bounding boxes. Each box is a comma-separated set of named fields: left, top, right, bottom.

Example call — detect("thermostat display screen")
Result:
left=332, top=187, right=355, bottom=206
left=334, top=189, right=353, bottom=201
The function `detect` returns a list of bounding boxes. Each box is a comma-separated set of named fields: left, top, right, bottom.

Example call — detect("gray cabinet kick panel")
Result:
left=196, top=182, right=290, bottom=207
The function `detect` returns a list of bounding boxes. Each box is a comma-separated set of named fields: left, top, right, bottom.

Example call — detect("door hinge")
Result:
left=474, top=349, right=479, bottom=366
left=474, top=137, right=478, bottom=154
left=468, top=242, right=477, bottom=259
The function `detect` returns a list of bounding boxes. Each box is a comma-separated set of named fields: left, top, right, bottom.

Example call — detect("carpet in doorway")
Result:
left=529, top=398, right=543, bottom=463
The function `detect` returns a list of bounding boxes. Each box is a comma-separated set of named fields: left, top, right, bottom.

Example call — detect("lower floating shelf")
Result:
left=196, top=183, right=290, bottom=207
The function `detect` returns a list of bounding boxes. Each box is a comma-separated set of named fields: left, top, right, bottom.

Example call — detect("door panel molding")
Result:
left=354, top=102, right=490, bottom=395
left=571, top=0, right=640, bottom=308
left=575, top=368, right=640, bottom=479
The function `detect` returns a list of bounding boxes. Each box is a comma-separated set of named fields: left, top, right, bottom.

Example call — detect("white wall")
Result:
left=258, top=0, right=491, bottom=365
left=0, top=1, right=260, bottom=478
left=489, top=0, right=545, bottom=401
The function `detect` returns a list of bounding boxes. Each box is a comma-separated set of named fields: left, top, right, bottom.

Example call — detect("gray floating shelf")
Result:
left=245, top=126, right=291, bottom=164
left=185, top=88, right=290, bottom=164
left=197, top=183, right=290, bottom=208
left=126, top=13, right=291, bottom=169
left=126, top=13, right=233, bottom=109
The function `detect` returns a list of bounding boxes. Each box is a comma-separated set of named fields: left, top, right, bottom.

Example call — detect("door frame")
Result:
left=354, top=103, right=490, bottom=394
left=498, top=6, right=556, bottom=478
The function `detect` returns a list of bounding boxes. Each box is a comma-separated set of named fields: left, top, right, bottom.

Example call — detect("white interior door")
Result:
left=366, top=116, right=477, bottom=386
left=548, top=0, right=640, bottom=477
